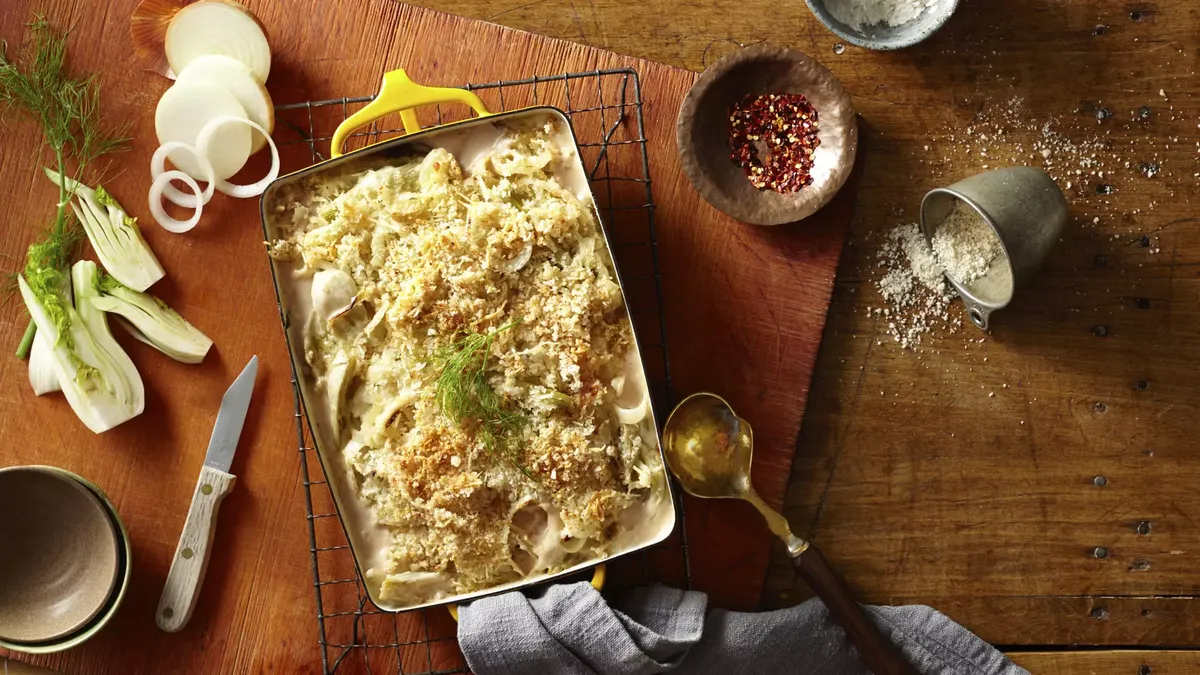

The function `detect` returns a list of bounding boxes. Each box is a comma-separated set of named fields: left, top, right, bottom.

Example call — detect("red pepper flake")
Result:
left=729, top=92, right=821, bottom=193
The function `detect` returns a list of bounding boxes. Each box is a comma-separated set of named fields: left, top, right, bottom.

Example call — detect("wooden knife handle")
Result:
left=794, top=545, right=919, bottom=675
left=157, top=465, right=236, bottom=632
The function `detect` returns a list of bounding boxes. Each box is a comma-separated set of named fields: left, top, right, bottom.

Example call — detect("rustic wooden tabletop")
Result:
left=1, top=0, right=1198, bottom=673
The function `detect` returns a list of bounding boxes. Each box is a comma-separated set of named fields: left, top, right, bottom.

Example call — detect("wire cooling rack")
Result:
left=273, top=68, right=690, bottom=675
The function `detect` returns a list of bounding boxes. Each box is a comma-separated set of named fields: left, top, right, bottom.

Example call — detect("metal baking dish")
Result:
left=259, top=69, right=677, bottom=613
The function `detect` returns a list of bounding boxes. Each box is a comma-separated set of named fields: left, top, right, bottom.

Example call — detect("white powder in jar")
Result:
left=825, top=0, right=937, bottom=31
left=930, top=201, right=1004, bottom=284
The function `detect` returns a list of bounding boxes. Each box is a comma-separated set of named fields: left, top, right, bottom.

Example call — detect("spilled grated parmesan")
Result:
left=874, top=202, right=1004, bottom=349
left=875, top=223, right=957, bottom=348
left=930, top=201, right=1004, bottom=284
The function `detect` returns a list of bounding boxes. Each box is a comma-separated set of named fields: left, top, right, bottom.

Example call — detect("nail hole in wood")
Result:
left=1135, top=380, right=1149, bottom=391
left=1136, top=298, right=1150, bottom=309
left=1093, top=401, right=1108, bottom=413
left=1090, top=606, right=1109, bottom=620
left=1129, top=558, right=1151, bottom=572
left=163, top=607, right=174, bottom=619
left=1136, top=521, right=1152, bottom=535
left=1092, top=325, right=1108, bottom=337
left=1140, top=666, right=1152, bottom=675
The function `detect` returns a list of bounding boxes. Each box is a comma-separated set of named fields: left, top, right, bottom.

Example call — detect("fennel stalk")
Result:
left=1, top=15, right=129, bottom=358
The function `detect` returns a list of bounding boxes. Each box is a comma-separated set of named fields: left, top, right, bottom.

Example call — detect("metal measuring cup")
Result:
left=920, top=167, right=1068, bottom=330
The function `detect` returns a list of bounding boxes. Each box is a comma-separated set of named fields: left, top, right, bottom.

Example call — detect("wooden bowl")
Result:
left=676, top=44, right=858, bottom=226
left=0, top=467, right=120, bottom=644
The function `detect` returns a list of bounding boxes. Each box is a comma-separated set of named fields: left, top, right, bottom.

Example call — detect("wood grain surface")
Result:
left=1, top=0, right=1198, bottom=672
left=0, top=0, right=852, bottom=672
left=1009, top=651, right=1200, bottom=674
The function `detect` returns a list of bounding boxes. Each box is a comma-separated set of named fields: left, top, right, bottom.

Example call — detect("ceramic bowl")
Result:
left=805, top=0, right=959, bottom=50
left=676, top=43, right=857, bottom=226
left=0, top=467, right=132, bottom=654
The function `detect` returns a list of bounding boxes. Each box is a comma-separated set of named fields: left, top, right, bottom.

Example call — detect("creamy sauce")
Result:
left=265, top=109, right=675, bottom=610
left=283, top=271, right=399, bottom=585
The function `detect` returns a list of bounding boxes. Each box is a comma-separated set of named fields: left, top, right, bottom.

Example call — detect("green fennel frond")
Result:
left=433, top=319, right=535, bottom=479
left=2, top=14, right=129, bottom=358
left=0, top=16, right=130, bottom=175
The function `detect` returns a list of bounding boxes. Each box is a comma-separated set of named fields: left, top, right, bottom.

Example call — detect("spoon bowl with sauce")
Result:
left=662, top=393, right=918, bottom=675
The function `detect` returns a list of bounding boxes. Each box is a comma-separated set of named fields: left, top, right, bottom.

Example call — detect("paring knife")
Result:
left=157, top=356, right=259, bottom=632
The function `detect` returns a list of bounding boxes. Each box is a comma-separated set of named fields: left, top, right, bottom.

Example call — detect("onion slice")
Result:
left=176, top=54, right=274, bottom=153
left=502, top=243, right=534, bottom=273
left=616, top=392, right=649, bottom=426
left=165, top=0, right=271, bottom=82
left=156, top=79, right=251, bottom=180
left=195, top=115, right=279, bottom=198
left=150, top=170, right=204, bottom=233
left=151, top=141, right=216, bottom=209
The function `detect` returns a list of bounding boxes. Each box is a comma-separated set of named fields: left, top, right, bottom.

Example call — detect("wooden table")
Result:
left=2, top=0, right=1198, bottom=673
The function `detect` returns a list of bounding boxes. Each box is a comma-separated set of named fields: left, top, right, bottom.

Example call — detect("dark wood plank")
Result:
left=1008, top=651, right=1200, bottom=675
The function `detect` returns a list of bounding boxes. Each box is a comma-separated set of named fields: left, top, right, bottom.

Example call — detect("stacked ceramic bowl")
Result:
left=0, top=466, right=132, bottom=654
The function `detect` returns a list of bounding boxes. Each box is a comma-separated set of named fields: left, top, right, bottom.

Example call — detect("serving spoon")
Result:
left=662, top=392, right=918, bottom=675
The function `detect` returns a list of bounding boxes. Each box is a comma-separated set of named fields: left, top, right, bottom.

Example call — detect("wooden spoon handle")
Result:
left=794, top=545, right=919, bottom=675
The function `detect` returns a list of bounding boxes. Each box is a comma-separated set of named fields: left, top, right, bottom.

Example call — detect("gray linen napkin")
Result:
left=458, top=582, right=1028, bottom=675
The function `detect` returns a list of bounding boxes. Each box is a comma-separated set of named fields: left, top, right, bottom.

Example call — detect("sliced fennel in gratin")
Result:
left=268, top=118, right=670, bottom=605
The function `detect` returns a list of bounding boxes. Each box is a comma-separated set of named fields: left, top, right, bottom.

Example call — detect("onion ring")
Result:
left=150, top=170, right=204, bottom=233
left=196, top=115, right=280, bottom=198
left=152, top=141, right=216, bottom=209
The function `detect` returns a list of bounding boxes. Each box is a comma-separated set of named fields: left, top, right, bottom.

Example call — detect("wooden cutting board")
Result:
left=0, top=0, right=855, bottom=670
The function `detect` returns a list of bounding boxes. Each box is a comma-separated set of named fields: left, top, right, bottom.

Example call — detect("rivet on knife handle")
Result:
left=156, top=465, right=236, bottom=632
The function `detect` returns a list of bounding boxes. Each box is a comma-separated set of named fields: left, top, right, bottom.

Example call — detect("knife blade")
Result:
left=203, top=356, right=259, bottom=473
left=157, top=356, right=259, bottom=633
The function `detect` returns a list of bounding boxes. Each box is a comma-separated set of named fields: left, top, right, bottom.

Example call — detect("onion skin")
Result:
left=130, top=0, right=192, bottom=77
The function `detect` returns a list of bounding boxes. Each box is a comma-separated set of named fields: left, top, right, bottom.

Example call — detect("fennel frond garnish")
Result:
left=1, top=15, right=130, bottom=358
left=433, top=319, right=534, bottom=478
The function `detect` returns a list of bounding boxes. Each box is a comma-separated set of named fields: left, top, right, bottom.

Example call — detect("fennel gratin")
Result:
left=268, top=117, right=669, bottom=604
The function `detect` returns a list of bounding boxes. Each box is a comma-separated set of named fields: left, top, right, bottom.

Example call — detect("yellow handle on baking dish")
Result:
left=447, top=564, right=607, bottom=621
left=330, top=69, right=492, bottom=158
